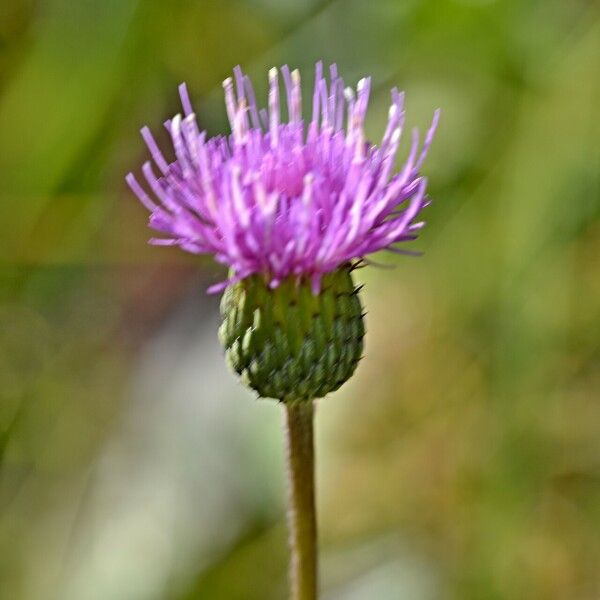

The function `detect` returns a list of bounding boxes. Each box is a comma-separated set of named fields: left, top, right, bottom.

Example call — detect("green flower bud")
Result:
left=219, top=265, right=365, bottom=402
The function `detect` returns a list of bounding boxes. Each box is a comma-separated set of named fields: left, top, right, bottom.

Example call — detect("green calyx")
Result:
left=218, top=265, right=365, bottom=402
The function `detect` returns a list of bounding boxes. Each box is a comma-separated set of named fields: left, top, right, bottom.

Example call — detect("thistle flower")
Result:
left=127, top=63, right=439, bottom=600
left=126, top=63, right=439, bottom=295
left=127, top=63, right=438, bottom=402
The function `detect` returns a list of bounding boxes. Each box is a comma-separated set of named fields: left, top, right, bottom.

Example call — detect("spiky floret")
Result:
left=126, top=63, right=439, bottom=294
left=219, top=265, right=364, bottom=401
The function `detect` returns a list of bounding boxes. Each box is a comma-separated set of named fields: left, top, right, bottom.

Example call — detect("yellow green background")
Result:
left=0, top=1, right=599, bottom=598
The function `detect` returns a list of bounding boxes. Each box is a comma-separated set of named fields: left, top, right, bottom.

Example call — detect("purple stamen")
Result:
left=126, top=64, right=440, bottom=293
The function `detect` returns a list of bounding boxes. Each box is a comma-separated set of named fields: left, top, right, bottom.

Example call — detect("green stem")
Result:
left=284, top=400, right=318, bottom=600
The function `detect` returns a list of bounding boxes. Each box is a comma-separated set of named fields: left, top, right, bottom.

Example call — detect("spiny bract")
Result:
left=219, top=266, right=364, bottom=401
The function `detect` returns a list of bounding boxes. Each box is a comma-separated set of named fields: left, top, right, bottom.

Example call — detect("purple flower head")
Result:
left=127, top=63, right=439, bottom=293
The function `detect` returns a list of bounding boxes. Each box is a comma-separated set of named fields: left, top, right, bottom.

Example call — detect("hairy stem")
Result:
left=284, top=401, right=318, bottom=600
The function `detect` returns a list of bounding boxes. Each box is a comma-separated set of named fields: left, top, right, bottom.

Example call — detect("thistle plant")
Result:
left=127, top=63, right=438, bottom=599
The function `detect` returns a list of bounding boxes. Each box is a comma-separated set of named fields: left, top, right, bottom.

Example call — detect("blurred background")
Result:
left=0, top=0, right=599, bottom=598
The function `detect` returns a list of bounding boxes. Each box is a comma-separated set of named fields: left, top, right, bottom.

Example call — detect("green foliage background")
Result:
left=0, top=1, right=598, bottom=598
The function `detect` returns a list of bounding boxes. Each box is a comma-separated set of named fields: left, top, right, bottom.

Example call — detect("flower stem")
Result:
left=284, top=400, right=318, bottom=600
